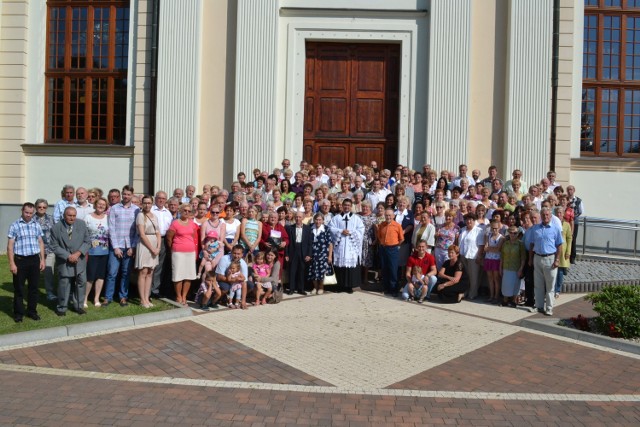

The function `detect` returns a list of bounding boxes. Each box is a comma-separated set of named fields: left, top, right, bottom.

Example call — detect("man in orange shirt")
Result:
left=377, top=208, right=404, bottom=297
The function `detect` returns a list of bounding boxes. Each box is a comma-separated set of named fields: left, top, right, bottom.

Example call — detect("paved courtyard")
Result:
left=0, top=290, right=638, bottom=426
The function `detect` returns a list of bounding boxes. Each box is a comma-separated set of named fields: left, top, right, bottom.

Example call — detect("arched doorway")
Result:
left=303, top=42, right=400, bottom=169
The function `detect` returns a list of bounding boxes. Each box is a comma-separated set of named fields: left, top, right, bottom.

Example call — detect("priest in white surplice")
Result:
left=329, top=199, right=365, bottom=293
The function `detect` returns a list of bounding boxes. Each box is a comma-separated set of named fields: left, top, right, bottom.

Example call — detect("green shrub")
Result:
left=585, top=285, right=640, bottom=339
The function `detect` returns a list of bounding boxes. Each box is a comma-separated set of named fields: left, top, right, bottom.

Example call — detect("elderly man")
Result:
left=453, top=164, right=476, bottom=187
left=50, top=207, right=91, bottom=316
left=151, top=191, right=173, bottom=298
left=53, top=184, right=77, bottom=223
left=183, top=185, right=196, bottom=204
left=7, top=202, right=45, bottom=322
left=75, top=187, right=94, bottom=220
left=377, top=207, right=404, bottom=297
left=527, top=207, right=564, bottom=316
left=286, top=211, right=313, bottom=295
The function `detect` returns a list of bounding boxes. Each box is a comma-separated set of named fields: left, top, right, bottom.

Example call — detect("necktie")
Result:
left=67, top=226, right=73, bottom=240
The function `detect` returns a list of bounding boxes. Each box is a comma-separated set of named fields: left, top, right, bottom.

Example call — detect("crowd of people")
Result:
left=6, top=159, right=585, bottom=322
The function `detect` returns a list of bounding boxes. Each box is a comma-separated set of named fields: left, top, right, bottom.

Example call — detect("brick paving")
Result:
left=0, top=322, right=330, bottom=386
left=0, top=291, right=639, bottom=425
left=387, top=331, right=640, bottom=394
left=526, top=293, right=598, bottom=321
left=1, top=370, right=639, bottom=426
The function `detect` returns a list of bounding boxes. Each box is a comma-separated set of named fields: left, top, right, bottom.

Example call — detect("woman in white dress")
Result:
left=135, top=195, right=161, bottom=308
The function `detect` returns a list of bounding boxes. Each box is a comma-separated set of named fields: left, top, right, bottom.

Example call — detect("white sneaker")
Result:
left=318, top=289, right=324, bottom=295
left=545, top=308, right=553, bottom=316
left=310, top=289, right=317, bottom=295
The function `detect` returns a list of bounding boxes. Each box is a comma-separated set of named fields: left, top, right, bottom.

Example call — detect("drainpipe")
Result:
left=550, top=0, right=560, bottom=172
left=148, top=0, right=160, bottom=193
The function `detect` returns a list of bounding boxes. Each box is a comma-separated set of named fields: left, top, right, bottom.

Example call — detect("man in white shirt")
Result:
left=453, top=164, right=476, bottom=188
left=151, top=191, right=173, bottom=298
left=74, top=187, right=94, bottom=220
left=365, top=178, right=391, bottom=207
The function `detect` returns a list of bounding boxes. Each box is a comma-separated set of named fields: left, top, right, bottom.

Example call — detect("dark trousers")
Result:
left=288, top=242, right=306, bottom=292
left=570, top=220, right=579, bottom=263
left=379, top=245, right=399, bottom=293
left=523, top=262, right=535, bottom=307
left=151, top=238, right=168, bottom=295
left=13, top=254, right=41, bottom=317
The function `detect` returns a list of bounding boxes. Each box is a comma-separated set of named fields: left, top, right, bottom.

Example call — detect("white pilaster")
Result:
left=155, top=0, right=202, bottom=191
left=233, top=0, right=279, bottom=175
left=504, top=0, right=553, bottom=182
left=425, top=0, right=472, bottom=170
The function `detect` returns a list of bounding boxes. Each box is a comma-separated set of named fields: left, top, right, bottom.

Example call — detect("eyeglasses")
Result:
left=183, top=210, right=192, bottom=213
left=509, top=232, right=518, bottom=235
left=492, top=228, right=499, bottom=231
left=211, top=211, right=220, bottom=214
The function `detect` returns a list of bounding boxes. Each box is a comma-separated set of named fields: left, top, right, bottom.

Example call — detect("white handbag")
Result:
left=323, top=265, right=338, bottom=285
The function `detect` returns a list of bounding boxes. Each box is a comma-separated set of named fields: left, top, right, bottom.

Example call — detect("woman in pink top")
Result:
left=166, top=204, right=199, bottom=305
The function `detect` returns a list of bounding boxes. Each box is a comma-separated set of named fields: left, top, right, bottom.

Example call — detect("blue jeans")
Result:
left=379, top=245, right=399, bottom=293
left=554, top=267, right=567, bottom=294
left=105, top=248, right=133, bottom=302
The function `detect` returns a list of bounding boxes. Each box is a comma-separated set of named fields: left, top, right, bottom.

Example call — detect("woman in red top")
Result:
left=166, top=204, right=199, bottom=305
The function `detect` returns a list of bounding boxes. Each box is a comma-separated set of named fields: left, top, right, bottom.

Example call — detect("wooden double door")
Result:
left=303, top=42, right=400, bottom=169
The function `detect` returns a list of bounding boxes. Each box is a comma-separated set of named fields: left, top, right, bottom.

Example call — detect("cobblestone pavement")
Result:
left=564, top=258, right=640, bottom=286
left=0, top=290, right=639, bottom=426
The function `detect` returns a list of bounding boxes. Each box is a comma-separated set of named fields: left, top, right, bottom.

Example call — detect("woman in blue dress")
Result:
left=307, top=213, right=333, bottom=295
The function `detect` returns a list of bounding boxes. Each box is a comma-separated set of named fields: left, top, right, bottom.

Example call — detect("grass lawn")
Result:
left=0, top=256, right=175, bottom=336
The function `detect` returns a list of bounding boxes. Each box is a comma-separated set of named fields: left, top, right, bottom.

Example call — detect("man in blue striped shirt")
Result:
left=7, top=202, right=45, bottom=322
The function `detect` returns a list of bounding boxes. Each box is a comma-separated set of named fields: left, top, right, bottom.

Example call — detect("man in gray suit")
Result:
left=50, top=207, right=91, bottom=316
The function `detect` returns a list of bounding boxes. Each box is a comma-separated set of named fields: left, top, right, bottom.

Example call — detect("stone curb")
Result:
left=519, top=318, right=640, bottom=355
left=0, top=307, right=192, bottom=348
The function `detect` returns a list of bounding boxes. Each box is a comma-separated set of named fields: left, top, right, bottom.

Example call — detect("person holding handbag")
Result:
left=307, top=213, right=333, bottom=295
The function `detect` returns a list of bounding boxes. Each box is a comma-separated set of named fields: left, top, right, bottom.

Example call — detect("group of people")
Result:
left=7, top=159, right=584, bottom=322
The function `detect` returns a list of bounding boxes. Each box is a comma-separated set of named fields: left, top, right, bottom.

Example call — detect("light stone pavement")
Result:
left=192, top=292, right=522, bottom=389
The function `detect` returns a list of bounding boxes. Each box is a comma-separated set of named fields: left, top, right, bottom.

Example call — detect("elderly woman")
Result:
left=500, top=225, right=526, bottom=307
left=434, top=209, right=459, bottom=270
left=167, top=204, right=199, bottom=305
left=457, top=212, right=485, bottom=300
left=434, top=245, right=469, bottom=303
left=359, top=200, right=377, bottom=282
left=34, top=198, right=56, bottom=301
left=394, top=196, right=414, bottom=274
left=83, top=197, right=109, bottom=307
left=554, top=205, right=573, bottom=299
left=307, top=213, right=334, bottom=295
left=412, top=211, right=436, bottom=254
left=135, top=195, right=161, bottom=308
left=352, top=190, right=364, bottom=213
left=260, top=210, right=289, bottom=268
